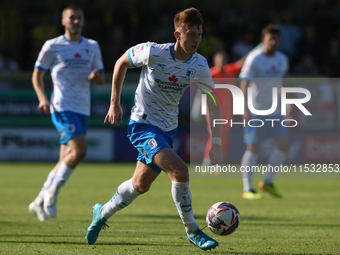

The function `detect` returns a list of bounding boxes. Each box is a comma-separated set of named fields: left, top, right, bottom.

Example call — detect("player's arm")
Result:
left=104, top=50, right=134, bottom=126
left=32, top=68, right=50, bottom=115
left=207, top=95, right=223, bottom=165
left=240, top=79, right=250, bottom=122
left=88, top=69, right=105, bottom=85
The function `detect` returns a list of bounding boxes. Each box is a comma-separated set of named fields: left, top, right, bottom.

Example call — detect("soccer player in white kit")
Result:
left=29, top=5, right=105, bottom=221
left=239, top=24, right=290, bottom=200
left=86, top=8, right=222, bottom=251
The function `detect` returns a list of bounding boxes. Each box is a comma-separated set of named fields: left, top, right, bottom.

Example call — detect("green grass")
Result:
left=0, top=162, right=339, bottom=254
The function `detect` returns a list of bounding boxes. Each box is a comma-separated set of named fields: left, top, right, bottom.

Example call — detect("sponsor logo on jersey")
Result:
left=74, top=53, right=82, bottom=58
left=168, top=75, right=178, bottom=82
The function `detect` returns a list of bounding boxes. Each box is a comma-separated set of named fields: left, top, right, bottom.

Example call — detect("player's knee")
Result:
left=74, top=147, right=87, bottom=161
left=172, top=165, right=189, bottom=182
left=133, top=181, right=151, bottom=194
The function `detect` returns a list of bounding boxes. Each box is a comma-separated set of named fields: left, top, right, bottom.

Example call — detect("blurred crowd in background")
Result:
left=1, top=0, right=340, bottom=77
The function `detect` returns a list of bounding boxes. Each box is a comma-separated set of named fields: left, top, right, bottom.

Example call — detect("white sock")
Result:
left=102, top=178, right=140, bottom=220
left=171, top=181, right=198, bottom=234
left=48, top=161, right=74, bottom=196
left=34, top=170, right=56, bottom=206
left=265, top=148, right=286, bottom=184
left=241, top=150, right=258, bottom=192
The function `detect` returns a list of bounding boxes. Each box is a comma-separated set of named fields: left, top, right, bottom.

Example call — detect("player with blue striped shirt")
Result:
left=86, top=8, right=222, bottom=251
left=29, top=5, right=105, bottom=221
left=239, top=24, right=290, bottom=200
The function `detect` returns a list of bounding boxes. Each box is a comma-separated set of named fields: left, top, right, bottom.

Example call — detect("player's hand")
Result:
left=88, top=69, right=105, bottom=85
left=88, top=69, right=100, bottom=80
left=104, top=103, right=123, bottom=126
left=209, top=144, right=223, bottom=165
left=38, top=99, right=50, bottom=115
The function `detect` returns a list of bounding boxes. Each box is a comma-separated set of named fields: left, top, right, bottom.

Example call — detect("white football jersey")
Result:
left=239, top=48, right=289, bottom=112
left=34, top=35, right=104, bottom=116
left=128, top=42, right=214, bottom=132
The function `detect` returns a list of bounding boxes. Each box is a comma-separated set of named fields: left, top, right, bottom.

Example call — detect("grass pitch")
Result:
left=0, top=162, right=339, bottom=254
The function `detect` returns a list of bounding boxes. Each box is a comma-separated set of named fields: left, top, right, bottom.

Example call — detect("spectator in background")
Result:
left=296, top=23, right=322, bottom=66
left=322, top=37, right=340, bottom=77
left=0, top=50, right=20, bottom=72
left=29, top=5, right=105, bottom=222
left=231, top=30, right=255, bottom=62
left=277, top=10, right=302, bottom=63
left=0, top=50, right=20, bottom=90
left=293, top=54, right=320, bottom=76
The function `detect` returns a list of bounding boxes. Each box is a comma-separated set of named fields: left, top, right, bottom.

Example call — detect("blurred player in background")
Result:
left=203, top=50, right=246, bottom=164
left=239, top=24, right=290, bottom=200
left=29, top=5, right=105, bottom=221
left=86, top=8, right=222, bottom=251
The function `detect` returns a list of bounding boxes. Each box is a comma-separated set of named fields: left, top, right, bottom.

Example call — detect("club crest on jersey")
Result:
left=68, top=124, right=76, bottom=133
left=186, top=68, right=196, bottom=78
left=148, top=138, right=158, bottom=150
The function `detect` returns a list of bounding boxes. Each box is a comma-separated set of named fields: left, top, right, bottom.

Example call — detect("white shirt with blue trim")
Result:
left=128, top=41, right=214, bottom=132
left=239, top=48, right=289, bottom=112
left=34, top=35, right=104, bottom=116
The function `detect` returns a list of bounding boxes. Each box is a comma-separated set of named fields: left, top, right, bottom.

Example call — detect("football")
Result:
left=206, top=201, right=240, bottom=236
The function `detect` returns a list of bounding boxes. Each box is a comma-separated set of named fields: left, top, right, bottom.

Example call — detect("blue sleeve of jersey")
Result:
left=128, top=48, right=138, bottom=68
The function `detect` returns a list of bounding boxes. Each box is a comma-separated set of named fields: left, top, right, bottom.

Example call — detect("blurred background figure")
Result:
left=239, top=24, right=290, bottom=200
left=293, top=54, right=321, bottom=76
left=0, top=50, right=20, bottom=73
left=192, top=50, right=246, bottom=165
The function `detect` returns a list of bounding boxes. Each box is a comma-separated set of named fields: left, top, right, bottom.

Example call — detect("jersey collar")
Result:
left=63, top=34, right=83, bottom=43
left=170, top=43, right=193, bottom=63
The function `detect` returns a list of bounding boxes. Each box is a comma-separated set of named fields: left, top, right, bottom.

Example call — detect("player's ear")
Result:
left=174, top=31, right=180, bottom=40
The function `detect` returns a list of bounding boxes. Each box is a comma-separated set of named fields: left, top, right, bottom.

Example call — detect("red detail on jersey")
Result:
left=74, top=53, right=82, bottom=58
left=271, top=65, right=276, bottom=70
left=135, top=45, right=144, bottom=53
left=168, top=75, right=178, bottom=82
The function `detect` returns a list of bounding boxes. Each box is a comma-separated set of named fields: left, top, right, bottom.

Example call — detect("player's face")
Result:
left=179, top=25, right=202, bottom=55
left=263, top=33, right=280, bottom=53
left=62, top=9, right=84, bottom=35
